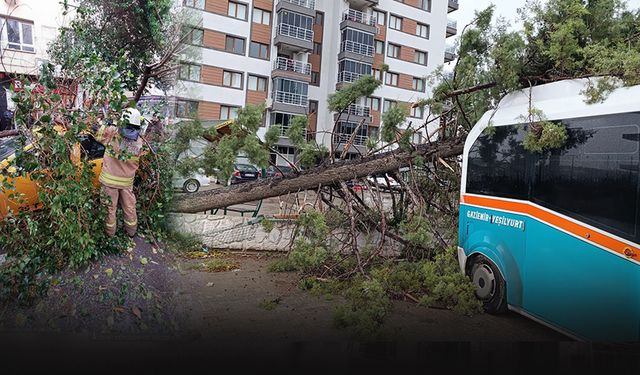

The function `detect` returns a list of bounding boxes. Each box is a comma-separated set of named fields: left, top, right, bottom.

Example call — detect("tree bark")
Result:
left=172, top=137, right=465, bottom=213
left=0, top=130, right=18, bottom=138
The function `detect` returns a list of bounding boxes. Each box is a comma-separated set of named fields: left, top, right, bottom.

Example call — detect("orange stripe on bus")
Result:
left=462, top=195, right=639, bottom=260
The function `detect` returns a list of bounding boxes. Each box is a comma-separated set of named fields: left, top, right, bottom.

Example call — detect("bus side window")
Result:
left=467, top=125, right=528, bottom=200
left=531, top=113, right=640, bottom=242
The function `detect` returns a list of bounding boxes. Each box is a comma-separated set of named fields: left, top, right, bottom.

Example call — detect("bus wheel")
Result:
left=469, top=255, right=507, bottom=314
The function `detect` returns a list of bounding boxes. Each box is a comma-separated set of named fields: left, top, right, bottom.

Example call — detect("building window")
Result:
left=372, top=68, right=382, bottom=81
left=373, top=10, right=385, bottom=26
left=185, top=27, right=204, bottom=46
left=341, top=28, right=375, bottom=56
left=416, top=23, right=430, bottom=39
left=220, top=106, right=239, bottom=120
left=176, top=100, right=199, bottom=118
left=1, top=18, right=34, bottom=52
left=249, top=41, right=269, bottom=59
left=375, top=40, right=384, bottom=54
left=410, top=105, right=424, bottom=118
left=415, top=50, right=428, bottom=65
left=315, top=11, right=324, bottom=25
left=311, top=71, right=320, bottom=86
left=389, top=14, right=402, bottom=30
left=412, top=77, right=425, bottom=92
left=366, top=97, right=380, bottom=112
left=179, top=63, right=201, bottom=82
left=418, top=0, right=432, bottom=11
left=183, top=0, right=204, bottom=9
left=338, top=59, right=372, bottom=82
left=313, top=42, right=322, bottom=55
left=225, top=35, right=245, bottom=54
left=385, top=72, right=399, bottom=86
left=253, top=8, right=271, bottom=25
left=278, top=11, right=314, bottom=30
left=228, top=1, right=247, bottom=20
left=223, top=70, right=243, bottom=88
left=383, top=99, right=397, bottom=112
left=309, top=100, right=318, bottom=115
left=387, top=43, right=400, bottom=58
left=248, top=75, right=268, bottom=91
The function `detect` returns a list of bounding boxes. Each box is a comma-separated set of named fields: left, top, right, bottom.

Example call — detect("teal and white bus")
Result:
left=458, top=79, right=640, bottom=341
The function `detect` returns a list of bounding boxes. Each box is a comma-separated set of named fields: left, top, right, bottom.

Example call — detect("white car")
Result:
left=367, top=174, right=401, bottom=191
left=173, top=172, right=211, bottom=193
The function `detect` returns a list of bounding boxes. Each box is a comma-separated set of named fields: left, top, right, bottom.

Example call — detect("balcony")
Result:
left=334, top=103, right=372, bottom=123
left=272, top=57, right=312, bottom=82
left=444, top=45, right=456, bottom=62
left=333, top=133, right=369, bottom=147
left=448, top=0, right=459, bottom=13
left=341, top=9, right=378, bottom=34
left=271, top=90, right=309, bottom=115
left=278, top=125, right=309, bottom=138
left=274, top=23, right=314, bottom=51
left=337, top=71, right=363, bottom=84
left=341, top=40, right=374, bottom=57
left=276, top=0, right=316, bottom=17
left=446, top=19, right=457, bottom=37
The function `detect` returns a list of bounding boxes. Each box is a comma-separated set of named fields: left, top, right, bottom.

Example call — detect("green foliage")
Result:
left=520, top=107, right=569, bottom=153
left=381, top=104, right=408, bottom=143
left=0, top=60, right=133, bottom=301
left=49, top=0, right=176, bottom=92
left=268, top=257, right=297, bottom=273
left=334, top=278, right=392, bottom=339
left=327, top=75, right=381, bottom=113
left=399, top=214, right=434, bottom=255
left=286, top=116, right=308, bottom=147
left=289, top=210, right=331, bottom=273
left=164, top=231, right=203, bottom=254
left=261, top=217, right=274, bottom=233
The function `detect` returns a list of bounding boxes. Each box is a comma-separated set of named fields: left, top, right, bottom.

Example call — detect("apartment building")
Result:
left=177, top=0, right=458, bottom=165
left=0, top=0, right=74, bottom=130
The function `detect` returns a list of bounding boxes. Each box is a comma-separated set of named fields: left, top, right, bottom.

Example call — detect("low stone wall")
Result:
left=168, top=213, right=296, bottom=251
left=169, top=213, right=404, bottom=254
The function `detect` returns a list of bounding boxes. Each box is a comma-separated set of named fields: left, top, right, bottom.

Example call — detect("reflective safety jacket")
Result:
left=95, top=125, right=143, bottom=188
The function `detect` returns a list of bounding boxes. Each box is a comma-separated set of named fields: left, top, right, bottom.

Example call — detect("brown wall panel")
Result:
left=251, top=23, right=272, bottom=45
left=400, top=46, right=414, bottom=62
left=399, top=74, right=414, bottom=91
left=205, top=0, right=228, bottom=15
left=246, top=90, right=268, bottom=106
left=203, top=29, right=226, bottom=50
left=402, top=18, right=417, bottom=35
left=201, top=65, right=223, bottom=86
left=199, top=101, right=220, bottom=120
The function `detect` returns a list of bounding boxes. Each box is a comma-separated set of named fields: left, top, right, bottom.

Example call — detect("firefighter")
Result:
left=95, top=108, right=145, bottom=237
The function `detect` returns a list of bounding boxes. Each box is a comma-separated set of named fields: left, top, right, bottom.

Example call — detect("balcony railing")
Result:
left=281, top=0, right=315, bottom=9
left=343, top=9, right=377, bottom=27
left=337, top=71, right=363, bottom=84
left=340, top=40, right=374, bottom=57
left=448, top=0, right=459, bottom=12
left=447, top=20, right=457, bottom=29
left=273, top=57, right=312, bottom=75
left=277, top=23, right=314, bottom=42
left=278, top=125, right=309, bottom=138
left=333, top=133, right=368, bottom=146
left=273, top=90, right=309, bottom=107
left=445, top=45, right=456, bottom=54
left=345, top=104, right=371, bottom=118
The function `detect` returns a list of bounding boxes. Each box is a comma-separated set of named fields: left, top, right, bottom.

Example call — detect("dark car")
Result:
left=265, top=165, right=296, bottom=178
left=230, top=163, right=259, bottom=184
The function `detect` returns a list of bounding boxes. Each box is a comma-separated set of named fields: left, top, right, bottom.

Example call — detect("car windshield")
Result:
left=0, top=136, right=18, bottom=162
left=235, top=164, right=257, bottom=172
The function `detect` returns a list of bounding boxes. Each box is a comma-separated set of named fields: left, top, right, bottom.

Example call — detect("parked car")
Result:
left=367, top=174, right=401, bottom=191
left=264, top=165, right=295, bottom=178
left=0, top=132, right=105, bottom=219
left=173, top=170, right=210, bottom=193
left=230, top=163, right=259, bottom=184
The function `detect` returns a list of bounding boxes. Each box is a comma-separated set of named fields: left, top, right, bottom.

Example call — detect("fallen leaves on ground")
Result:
left=190, top=258, right=240, bottom=273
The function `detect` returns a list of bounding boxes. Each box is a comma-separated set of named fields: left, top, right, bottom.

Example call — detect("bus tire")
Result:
left=469, top=255, right=508, bottom=314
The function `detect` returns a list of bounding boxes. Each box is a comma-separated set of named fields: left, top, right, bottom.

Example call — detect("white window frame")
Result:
left=228, top=1, right=247, bottom=20
left=223, top=70, right=243, bottom=89
left=253, top=8, right=271, bottom=25
left=375, top=40, right=384, bottom=54
left=220, top=106, right=239, bottom=120
left=411, top=105, right=424, bottom=118
left=416, top=23, right=429, bottom=39
left=183, top=0, right=205, bottom=9
left=248, top=75, right=267, bottom=91
left=389, top=14, right=402, bottom=30
left=385, top=72, right=398, bottom=86
left=373, top=10, right=385, bottom=26
left=372, top=68, right=382, bottom=81
left=1, top=18, right=35, bottom=52
left=366, top=97, right=380, bottom=112
left=387, top=43, right=400, bottom=58
left=179, top=63, right=201, bottom=82
left=415, top=50, right=427, bottom=65
left=383, top=100, right=397, bottom=113
left=412, top=77, right=425, bottom=92
left=418, top=0, right=432, bottom=11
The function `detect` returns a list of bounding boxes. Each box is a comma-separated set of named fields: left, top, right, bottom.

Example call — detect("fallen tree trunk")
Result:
left=0, top=130, right=19, bottom=138
left=172, top=137, right=465, bottom=213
